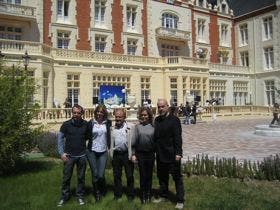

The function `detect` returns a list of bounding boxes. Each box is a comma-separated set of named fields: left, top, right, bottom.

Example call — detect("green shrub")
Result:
left=37, top=131, right=59, bottom=158
left=182, top=154, right=280, bottom=181
left=0, top=62, right=41, bottom=175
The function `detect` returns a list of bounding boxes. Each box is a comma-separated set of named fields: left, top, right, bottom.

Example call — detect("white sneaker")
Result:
left=77, top=198, right=85, bottom=205
left=57, top=199, right=65, bottom=207
left=175, top=202, right=184, bottom=209
left=152, top=197, right=167, bottom=203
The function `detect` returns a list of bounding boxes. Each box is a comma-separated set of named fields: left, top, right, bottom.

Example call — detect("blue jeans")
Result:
left=87, top=150, right=108, bottom=182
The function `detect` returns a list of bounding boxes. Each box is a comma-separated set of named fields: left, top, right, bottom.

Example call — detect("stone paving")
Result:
left=181, top=116, right=280, bottom=162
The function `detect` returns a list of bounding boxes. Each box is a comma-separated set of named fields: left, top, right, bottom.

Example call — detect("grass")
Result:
left=1, top=156, right=280, bottom=210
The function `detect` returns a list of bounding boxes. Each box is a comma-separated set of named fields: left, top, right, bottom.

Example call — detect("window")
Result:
left=42, top=72, right=49, bottom=108
left=127, top=40, right=137, bottom=55
left=127, top=6, right=136, bottom=30
left=240, top=51, right=249, bottom=67
left=220, top=24, right=228, bottom=45
left=95, top=36, right=106, bottom=52
left=170, top=78, right=178, bottom=106
left=161, top=44, right=179, bottom=57
left=263, top=16, right=273, bottom=40
left=233, top=81, right=248, bottom=105
left=198, top=0, right=203, bottom=7
left=57, top=31, right=70, bottom=49
left=0, top=0, right=21, bottom=4
left=239, top=24, right=248, bottom=46
left=265, top=80, right=275, bottom=106
left=57, top=0, right=69, bottom=21
left=162, top=13, right=178, bottom=29
left=95, top=0, right=106, bottom=24
left=141, top=77, right=151, bottom=105
left=0, top=26, right=22, bottom=40
left=263, top=47, right=274, bottom=69
left=67, top=73, right=80, bottom=106
left=197, top=19, right=205, bottom=42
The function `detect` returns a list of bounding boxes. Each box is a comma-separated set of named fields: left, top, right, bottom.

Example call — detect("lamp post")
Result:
left=121, top=88, right=127, bottom=107
left=22, top=50, right=30, bottom=72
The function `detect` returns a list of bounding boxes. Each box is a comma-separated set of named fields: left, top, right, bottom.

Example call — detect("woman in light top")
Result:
left=86, top=104, right=111, bottom=201
left=131, top=107, right=155, bottom=204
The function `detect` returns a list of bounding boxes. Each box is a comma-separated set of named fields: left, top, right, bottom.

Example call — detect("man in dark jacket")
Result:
left=57, top=104, right=89, bottom=207
left=153, top=99, right=185, bottom=209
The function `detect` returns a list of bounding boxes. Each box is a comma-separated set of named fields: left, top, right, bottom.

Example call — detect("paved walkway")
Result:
left=182, top=116, right=280, bottom=162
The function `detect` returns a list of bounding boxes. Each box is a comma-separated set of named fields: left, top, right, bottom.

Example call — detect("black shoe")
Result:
left=114, top=195, right=121, bottom=201
left=127, top=196, right=134, bottom=202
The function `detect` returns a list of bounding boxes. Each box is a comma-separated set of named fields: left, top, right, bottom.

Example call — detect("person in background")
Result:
left=153, top=99, right=185, bottom=209
left=270, top=103, right=280, bottom=126
left=131, top=107, right=155, bottom=204
left=86, top=104, right=112, bottom=202
left=57, top=105, right=88, bottom=207
left=110, top=108, right=135, bottom=201
left=191, top=103, right=197, bottom=124
left=184, top=102, right=191, bottom=125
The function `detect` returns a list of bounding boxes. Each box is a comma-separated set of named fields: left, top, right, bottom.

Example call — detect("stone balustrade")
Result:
left=0, top=39, right=210, bottom=68
left=0, top=2, right=36, bottom=18
left=32, top=106, right=271, bottom=125
left=209, top=63, right=251, bottom=73
left=156, top=27, right=191, bottom=41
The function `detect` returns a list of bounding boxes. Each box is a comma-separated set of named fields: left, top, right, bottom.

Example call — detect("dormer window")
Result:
left=162, top=13, right=178, bottom=29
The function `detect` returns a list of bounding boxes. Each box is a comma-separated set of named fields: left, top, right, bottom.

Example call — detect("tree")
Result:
left=0, top=60, right=41, bottom=175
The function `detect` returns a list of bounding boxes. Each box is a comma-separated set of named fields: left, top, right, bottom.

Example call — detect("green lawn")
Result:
left=1, top=157, right=280, bottom=210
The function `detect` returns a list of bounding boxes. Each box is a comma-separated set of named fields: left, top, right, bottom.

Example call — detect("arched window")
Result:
left=161, top=13, right=178, bottom=29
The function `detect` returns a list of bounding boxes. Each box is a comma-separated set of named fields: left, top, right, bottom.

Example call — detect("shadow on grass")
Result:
left=2, top=158, right=54, bottom=177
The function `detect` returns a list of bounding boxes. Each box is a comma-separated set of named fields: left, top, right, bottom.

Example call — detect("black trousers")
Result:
left=271, top=113, right=279, bottom=125
left=112, top=151, right=134, bottom=197
left=137, top=153, right=154, bottom=196
left=61, top=156, right=87, bottom=200
left=157, top=160, right=185, bottom=203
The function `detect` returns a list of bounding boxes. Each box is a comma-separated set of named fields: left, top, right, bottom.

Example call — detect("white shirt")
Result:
left=113, top=123, right=128, bottom=152
left=91, top=121, right=107, bottom=152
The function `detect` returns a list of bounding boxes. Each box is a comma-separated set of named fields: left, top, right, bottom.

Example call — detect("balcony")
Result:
left=0, top=2, right=36, bottom=21
left=156, top=27, right=190, bottom=42
left=209, top=63, right=251, bottom=74
left=0, top=39, right=210, bottom=69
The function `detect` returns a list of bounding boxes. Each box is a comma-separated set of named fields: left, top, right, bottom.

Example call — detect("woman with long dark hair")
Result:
left=86, top=104, right=111, bottom=201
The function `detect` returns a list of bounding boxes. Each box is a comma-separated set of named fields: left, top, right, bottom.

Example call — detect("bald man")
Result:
left=153, top=99, right=185, bottom=209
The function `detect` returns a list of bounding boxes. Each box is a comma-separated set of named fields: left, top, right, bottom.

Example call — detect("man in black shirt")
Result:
left=153, top=99, right=185, bottom=209
left=57, top=104, right=88, bottom=207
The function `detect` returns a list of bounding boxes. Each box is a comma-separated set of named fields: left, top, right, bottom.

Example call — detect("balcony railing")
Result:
left=156, top=27, right=191, bottom=42
left=0, top=3, right=36, bottom=20
left=0, top=39, right=210, bottom=68
left=32, top=106, right=271, bottom=124
left=209, top=63, right=251, bottom=73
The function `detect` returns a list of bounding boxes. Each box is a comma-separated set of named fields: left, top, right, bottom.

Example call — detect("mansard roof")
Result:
left=226, top=0, right=276, bottom=17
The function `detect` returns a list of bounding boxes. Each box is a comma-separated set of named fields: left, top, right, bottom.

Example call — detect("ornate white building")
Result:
left=0, top=0, right=279, bottom=108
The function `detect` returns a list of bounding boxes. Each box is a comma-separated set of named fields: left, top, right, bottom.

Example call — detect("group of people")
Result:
left=178, top=102, right=197, bottom=125
left=57, top=99, right=185, bottom=209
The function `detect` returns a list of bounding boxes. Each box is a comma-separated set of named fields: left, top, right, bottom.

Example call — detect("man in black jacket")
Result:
left=57, top=104, right=89, bottom=207
left=153, top=99, right=185, bottom=209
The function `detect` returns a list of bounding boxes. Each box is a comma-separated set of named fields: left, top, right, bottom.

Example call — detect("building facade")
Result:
left=0, top=0, right=279, bottom=108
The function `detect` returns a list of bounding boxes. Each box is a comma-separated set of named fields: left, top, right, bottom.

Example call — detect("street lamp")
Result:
left=121, top=88, right=127, bottom=107
left=22, top=50, right=30, bottom=71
